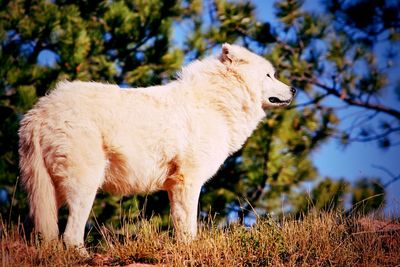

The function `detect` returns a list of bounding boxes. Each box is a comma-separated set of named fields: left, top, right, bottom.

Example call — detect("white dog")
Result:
left=19, top=43, right=295, bottom=250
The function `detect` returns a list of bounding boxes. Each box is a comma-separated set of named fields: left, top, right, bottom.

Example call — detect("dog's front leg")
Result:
left=167, top=177, right=202, bottom=241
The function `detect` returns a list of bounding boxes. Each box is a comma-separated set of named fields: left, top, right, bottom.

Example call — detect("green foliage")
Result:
left=351, top=177, right=385, bottom=214
left=238, top=109, right=321, bottom=215
left=292, top=178, right=349, bottom=216
left=311, top=178, right=348, bottom=211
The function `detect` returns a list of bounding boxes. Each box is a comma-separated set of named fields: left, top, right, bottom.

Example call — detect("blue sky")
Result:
left=252, top=0, right=400, bottom=213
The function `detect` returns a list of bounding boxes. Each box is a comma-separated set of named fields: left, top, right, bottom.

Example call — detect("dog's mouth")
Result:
left=268, top=97, right=292, bottom=106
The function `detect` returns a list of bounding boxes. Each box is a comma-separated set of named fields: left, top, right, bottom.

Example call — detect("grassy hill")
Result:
left=1, top=211, right=400, bottom=266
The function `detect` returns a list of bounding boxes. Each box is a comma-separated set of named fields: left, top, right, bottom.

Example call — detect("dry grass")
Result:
left=1, top=212, right=400, bottom=266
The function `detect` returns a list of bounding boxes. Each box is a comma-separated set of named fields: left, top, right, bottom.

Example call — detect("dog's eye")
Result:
left=266, top=74, right=271, bottom=78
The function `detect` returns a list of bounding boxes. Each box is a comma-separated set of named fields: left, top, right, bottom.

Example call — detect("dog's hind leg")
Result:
left=62, top=164, right=105, bottom=255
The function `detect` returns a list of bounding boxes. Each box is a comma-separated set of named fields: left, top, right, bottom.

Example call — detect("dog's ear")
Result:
left=219, top=43, right=247, bottom=65
left=219, top=43, right=233, bottom=64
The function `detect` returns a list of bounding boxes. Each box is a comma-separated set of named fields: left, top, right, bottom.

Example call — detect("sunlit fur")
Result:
left=18, top=43, right=293, bottom=251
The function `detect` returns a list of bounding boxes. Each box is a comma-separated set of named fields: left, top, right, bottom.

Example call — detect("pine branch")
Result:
left=372, top=164, right=400, bottom=188
left=315, top=81, right=400, bottom=120
left=335, top=126, right=400, bottom=143
left=293, top=76, right=400, bottom=120
left=287, top=92, right=330, bottom=109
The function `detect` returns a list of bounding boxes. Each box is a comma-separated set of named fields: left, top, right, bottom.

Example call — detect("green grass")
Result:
left=1, top=211, right=400, bottom=266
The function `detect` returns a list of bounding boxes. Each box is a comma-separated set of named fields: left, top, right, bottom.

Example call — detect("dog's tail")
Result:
left=19, top=111, right=59, bottom=240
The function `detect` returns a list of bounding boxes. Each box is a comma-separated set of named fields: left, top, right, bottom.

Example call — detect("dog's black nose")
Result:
left=290, top=87, right=297, bottom=95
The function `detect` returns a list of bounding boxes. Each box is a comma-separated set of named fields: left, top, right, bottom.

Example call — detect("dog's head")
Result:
left=219, top=43, right=295, bottom=108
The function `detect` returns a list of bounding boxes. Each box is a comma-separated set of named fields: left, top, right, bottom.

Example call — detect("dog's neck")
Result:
left=178, top=57, right=266, bottom=153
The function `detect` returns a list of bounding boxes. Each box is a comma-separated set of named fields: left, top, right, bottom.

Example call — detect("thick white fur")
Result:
left=18, top=44, right=293, bottom=249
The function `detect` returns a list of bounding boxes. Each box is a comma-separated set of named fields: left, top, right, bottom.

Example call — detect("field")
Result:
left=1, top=211, right=400, bottom=266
